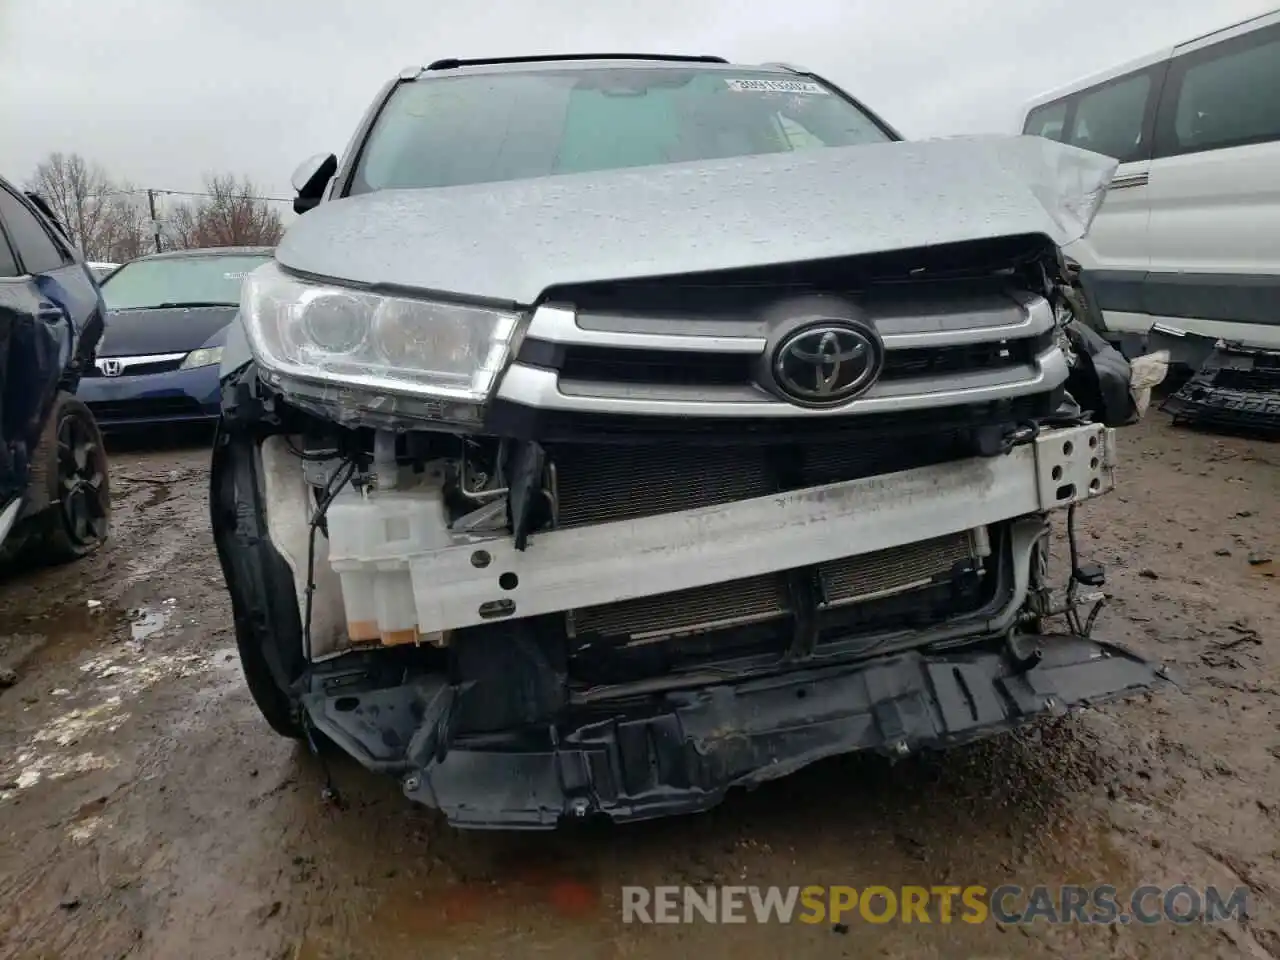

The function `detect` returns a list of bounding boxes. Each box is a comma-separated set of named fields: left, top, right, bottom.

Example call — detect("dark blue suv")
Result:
left=0, top=173, right=110, bottom=564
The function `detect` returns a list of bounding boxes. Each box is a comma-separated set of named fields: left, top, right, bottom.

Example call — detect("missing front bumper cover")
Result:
left=303, top=633, right=1173, bottom=829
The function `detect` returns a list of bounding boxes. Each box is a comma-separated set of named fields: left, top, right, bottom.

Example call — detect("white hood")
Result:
left=276, top=135, right=1118, bottom=304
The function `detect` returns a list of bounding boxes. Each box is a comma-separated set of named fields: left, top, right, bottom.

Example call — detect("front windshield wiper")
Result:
left=112, top=300, right=238, bottom=311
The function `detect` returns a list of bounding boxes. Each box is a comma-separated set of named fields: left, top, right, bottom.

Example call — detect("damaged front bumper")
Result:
left=305, top=634, right=1174, bottom=829
left=211, top=412, right=1175, bottom=829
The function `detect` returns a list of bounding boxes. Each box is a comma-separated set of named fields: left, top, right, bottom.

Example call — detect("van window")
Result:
left=1024, top=101, right=1067, bottom=141
left=1067, top=73, right=1152, bottom=162
left=1166, top=28, right=1280, bottom=154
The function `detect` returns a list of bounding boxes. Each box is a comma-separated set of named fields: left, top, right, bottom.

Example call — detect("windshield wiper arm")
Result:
left=115, top=300, right=237, bottom=310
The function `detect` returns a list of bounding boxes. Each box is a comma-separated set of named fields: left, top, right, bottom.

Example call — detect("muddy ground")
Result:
left=0, top=415, right=1276, bottom=960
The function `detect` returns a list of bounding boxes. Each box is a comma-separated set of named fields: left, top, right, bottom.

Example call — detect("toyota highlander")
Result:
left=210, top=53, right=1172, bottom=829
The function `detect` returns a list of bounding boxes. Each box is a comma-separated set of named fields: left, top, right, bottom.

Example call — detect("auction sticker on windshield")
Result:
left=725, top=78, right=829, bottom=95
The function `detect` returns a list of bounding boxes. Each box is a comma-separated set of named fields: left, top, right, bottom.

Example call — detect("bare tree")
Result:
left=26, top=156, right=284, bottom=258
left=166, top=202, right=200, bottom=251
left=25, top=152, right=118, bottom=260
left=167, top=174, right=284, bottom=249
left=96, top=185, right=150, bottom=263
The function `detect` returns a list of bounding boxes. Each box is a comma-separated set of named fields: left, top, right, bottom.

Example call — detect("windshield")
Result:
left=101, top=254, right=272, bottom=311
left=350, top=67, right=894, bottom=193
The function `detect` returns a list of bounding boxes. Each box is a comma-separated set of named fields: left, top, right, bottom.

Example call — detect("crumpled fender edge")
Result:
left=209, top=417, right=307, bottom=704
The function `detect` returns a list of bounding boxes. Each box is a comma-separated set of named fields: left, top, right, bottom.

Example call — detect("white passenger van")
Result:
left=1020, top=8, right=1280, bottom=361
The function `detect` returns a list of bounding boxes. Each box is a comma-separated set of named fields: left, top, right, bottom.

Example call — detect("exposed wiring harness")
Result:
left=302, top=458, right=357, bottom=663
left=285, top=435, right=340, bottom=462
left=1064, top=503, right=1106, bottom=637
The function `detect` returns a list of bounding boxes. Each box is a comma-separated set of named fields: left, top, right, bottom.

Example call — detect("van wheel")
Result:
left=27, top=393, right=110, bottom=564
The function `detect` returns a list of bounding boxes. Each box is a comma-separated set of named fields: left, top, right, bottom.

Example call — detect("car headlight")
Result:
left=239, top=261, right=522, bottom=426
left=180, top=346, right=223, bottom=369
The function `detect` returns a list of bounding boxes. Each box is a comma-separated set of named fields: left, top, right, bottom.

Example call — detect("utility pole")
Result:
left=147, top=189, right=163, bottom=253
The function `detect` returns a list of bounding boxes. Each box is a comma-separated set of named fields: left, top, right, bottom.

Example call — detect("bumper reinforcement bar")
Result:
left=406, top=423, right=1115, bottom=634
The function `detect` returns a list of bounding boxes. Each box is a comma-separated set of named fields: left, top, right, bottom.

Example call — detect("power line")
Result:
left=155, top=187, right=293, bottom=203
left=83, top=186, right=293, bottom=203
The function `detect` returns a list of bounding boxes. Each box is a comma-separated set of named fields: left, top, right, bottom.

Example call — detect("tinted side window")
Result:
left=0, top=186, right=71, bottom=275
left=1067, top=72, right=1153, bottom=162
left=1024, top=100, right=1068, bottom=141
left=1157, top=23, right=1280, bottom=157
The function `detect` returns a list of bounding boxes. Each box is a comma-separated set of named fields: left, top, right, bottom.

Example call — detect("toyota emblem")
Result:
left=771, top=321, right=883, bottom=407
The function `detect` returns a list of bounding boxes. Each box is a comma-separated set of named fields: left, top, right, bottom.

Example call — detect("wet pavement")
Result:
left=1, top=419, right=1277, bottom=959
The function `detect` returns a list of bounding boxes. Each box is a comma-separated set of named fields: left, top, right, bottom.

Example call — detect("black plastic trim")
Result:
left=1162, top=339, right=1280, bottom=436
left=1083, top=268, right=1280, bottom=326
left=305, top=634, right=1173, bottom=829
left=427, top=53, right=729, bottom=70
left=482, top=390, right=1064, bottom=445
left=209, top=420, right=307, bottom=719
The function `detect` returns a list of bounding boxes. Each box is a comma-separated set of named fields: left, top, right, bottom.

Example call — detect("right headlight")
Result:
left=239, top=261, right=523, bottom=426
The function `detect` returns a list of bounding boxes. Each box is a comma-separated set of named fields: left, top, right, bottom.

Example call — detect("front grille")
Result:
left=83, top=358, right=183, bottom=378
left=554, top=338, right=1044, bottom=387
left=86, top=396, right=204, bottom=421
left=881, top=338, right=1043, bottom=379
left=496, top=273, right=1066, bottom=424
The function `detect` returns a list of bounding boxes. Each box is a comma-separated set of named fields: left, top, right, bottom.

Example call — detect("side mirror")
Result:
left=291, top=153, right=338, bottom=215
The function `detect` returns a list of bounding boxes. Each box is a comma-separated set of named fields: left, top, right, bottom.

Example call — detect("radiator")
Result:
left=550, top=440, right=987, bottom=642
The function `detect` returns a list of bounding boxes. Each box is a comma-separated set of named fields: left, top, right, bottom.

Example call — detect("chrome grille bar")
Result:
left=496, top=346, right=1068, bottom=417
left=522, top=294, right=1054, bottom=353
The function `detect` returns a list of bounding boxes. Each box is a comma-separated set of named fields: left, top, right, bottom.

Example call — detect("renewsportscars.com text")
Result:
left=621, top=884, right=1248, bottom=926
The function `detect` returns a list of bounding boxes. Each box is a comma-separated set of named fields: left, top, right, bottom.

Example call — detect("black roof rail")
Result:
left=760, top=61, right=809, bottom=75
left=426, top=53, right=728, bottom=70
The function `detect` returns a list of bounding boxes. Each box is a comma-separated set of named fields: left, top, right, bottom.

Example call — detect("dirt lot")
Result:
left=0, top=416, right=1276, bottom=960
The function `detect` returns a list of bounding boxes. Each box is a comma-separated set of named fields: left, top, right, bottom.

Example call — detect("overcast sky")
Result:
left=1, top=0, right=1273, bottom=207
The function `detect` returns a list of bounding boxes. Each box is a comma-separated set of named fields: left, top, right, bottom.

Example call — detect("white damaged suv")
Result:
left=211, top=53, right=1170, bottom=828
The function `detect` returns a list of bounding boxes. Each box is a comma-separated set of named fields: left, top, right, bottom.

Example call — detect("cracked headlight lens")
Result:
left=239, top=261, right=522, bottom=424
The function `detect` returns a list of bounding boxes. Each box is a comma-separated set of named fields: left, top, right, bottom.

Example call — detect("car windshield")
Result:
left=101, top=254, right=272, bottom=311
left=350, top=66, right=894, bottom=193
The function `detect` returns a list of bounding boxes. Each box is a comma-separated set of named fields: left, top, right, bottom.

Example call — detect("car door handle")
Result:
left=1109, top=172, right=1150, bottom=190
left=36, top=302, right=67, bottom=322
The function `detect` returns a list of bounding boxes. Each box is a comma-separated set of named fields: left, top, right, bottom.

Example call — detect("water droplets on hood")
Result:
left=278, top=135, right=1118, bottom=305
